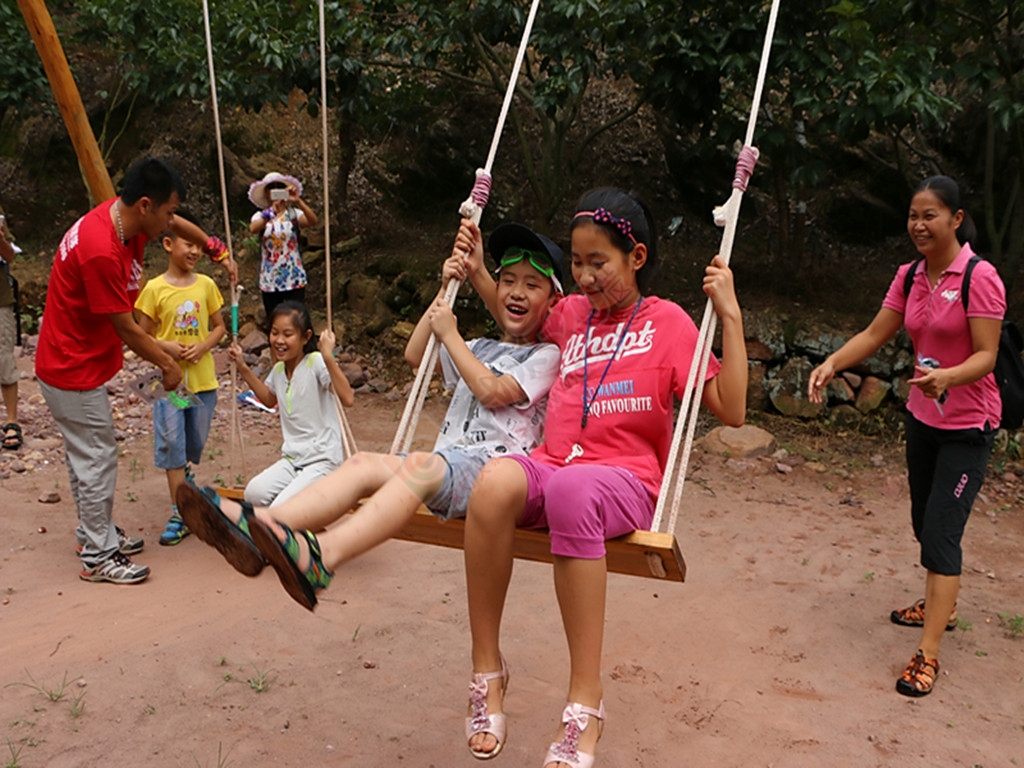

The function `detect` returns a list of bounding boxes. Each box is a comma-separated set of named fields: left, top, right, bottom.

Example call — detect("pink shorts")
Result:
left=509, top=455, right=655, bottom=559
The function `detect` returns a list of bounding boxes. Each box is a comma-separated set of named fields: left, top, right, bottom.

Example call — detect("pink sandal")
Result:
left=543, top=701, right=605, bottom=768
left=465, top=656, right=510, bottom=760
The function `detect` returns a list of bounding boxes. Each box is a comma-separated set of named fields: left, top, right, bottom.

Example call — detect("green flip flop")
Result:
left=248, top=517, right=333, bottom=611
left=175, top=484, right=265, bottom=576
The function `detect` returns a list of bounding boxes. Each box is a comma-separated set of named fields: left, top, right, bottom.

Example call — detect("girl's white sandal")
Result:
left=543, top=701, right=605, bottom=768
left=465, top=656, right=510, bottom=760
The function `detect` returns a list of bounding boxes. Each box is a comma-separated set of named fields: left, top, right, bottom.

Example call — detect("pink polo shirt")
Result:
left=882, top=243, right=1005, bottom=430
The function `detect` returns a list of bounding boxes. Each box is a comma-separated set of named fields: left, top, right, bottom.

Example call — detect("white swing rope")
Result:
left=201, top=0, right=248, bottom=479
left=650, top=0, right=781, bottom=535
left=390, top=0, right=542, bottom=454
left=319, top=0, right=358, bottom=459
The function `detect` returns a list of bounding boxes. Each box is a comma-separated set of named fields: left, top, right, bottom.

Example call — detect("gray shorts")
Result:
left=0, top=305, right=16, bottom=386
left=423, top=446, right=492, bottom=520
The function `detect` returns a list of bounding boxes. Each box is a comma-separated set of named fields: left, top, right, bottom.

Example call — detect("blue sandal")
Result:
left=175, top=484, right=265, bottom=576
left=248, top=517, right=333, bottom=611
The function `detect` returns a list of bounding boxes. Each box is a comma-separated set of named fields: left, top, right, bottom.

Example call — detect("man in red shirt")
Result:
left=36, top=157, right=234, bottom=584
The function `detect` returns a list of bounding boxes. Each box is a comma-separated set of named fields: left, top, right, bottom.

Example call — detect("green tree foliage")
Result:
left=9, top=0, right=1024, bottom=287
left=0, top=1, right=60, bottom=127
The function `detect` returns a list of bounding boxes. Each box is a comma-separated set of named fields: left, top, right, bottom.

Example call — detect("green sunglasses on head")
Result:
left=499, top=247, right=555, bottom=278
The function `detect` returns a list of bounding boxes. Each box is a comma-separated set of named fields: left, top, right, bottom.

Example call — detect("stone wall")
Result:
left=743, top=308, right=915, bottom=425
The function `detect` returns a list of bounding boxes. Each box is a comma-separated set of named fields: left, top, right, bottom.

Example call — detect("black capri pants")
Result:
left=904, top=412, right=994, bottom=576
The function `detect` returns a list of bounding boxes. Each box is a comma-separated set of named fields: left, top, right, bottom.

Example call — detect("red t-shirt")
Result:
left=882, top=243, right=1005, bottom=430
left=36, top=199, right=146, bottom=390
left=536, top=294, right=721, bottom=499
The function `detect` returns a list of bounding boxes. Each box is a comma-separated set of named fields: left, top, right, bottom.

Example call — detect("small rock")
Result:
left=363, top=660, right=377, bottom=669
left=870, top=454, right=885, bottom=467
left=37, top=526, right=47, bottom=533
left=10, top=459, right=26, bottom=473
left=724, top=458, right=759, bottom=473
left=774, top=462, right=793, bottom=474
left=38, top=491, right=61, bottom=504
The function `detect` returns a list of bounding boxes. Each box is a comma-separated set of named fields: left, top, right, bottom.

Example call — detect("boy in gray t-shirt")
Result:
left=177, top=222, right=564, bottom=610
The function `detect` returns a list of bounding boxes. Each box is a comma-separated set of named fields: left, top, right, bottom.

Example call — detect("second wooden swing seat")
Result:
left=216, top=485, right=686, bottom=581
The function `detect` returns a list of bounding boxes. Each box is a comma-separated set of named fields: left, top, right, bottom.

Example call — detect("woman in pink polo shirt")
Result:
left=809, top=175, right=1005, bottom=697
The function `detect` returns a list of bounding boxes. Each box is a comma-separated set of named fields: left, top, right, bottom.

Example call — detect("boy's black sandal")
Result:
left=2, top=422, right=22, bottom=450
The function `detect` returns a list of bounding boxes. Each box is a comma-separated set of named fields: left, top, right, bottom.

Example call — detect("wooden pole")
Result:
left=17, top=0, right=114, bottom=203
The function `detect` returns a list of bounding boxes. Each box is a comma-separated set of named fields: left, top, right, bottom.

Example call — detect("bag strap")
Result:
left=961, top=254, right=981, bottom=313
left=903, top=258, right=923, bottom=300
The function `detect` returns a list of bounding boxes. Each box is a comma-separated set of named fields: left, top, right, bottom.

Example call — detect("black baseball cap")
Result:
left=487, top=222, right=565, bottom=293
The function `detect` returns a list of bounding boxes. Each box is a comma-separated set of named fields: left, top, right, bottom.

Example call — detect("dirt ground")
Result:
left=2, top=354, right=1023, bottom=768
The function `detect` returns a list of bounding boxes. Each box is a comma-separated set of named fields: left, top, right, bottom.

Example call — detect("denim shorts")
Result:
left=153, top=389, right=218, bottom=470
left=422, top=446, right=492, bottom=520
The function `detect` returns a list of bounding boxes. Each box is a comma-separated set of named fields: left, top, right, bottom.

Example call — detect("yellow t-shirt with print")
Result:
left=135, top=274, right=224, bottom=393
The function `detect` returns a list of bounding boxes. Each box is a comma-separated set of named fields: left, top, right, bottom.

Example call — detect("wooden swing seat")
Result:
left=215, top=487, right=685, bottom=581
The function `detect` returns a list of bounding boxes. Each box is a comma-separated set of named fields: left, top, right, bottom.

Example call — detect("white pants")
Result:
left=244, top=457, right=338, bottom=508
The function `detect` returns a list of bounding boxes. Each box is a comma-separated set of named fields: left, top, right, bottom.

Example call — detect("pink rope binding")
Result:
left=470, top=172, right=492, bottom=207
left=732, top=145, right=760, bottom=192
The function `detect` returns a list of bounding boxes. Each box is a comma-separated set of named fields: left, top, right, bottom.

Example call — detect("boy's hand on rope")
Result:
left=442, top=253, right=470, bottom=285
left=453, top=219, right=485, bottom=277
left=427, top=297, right=458, bottom=341
left=702, top=254, right=741, bottom=322
left=318, top=328, right=337, bottom=358
left=203, top=236, right=239, bottom=282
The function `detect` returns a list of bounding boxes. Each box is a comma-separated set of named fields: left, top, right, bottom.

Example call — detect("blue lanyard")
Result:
left=581, top=297, right=643, bottom=429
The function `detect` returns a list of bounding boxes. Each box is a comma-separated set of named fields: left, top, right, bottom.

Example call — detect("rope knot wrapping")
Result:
left=732, top=145, right=760, bottom=192
left=713, top=145, right=761, bottom=226
left=459, top=169, right=492, bottom=220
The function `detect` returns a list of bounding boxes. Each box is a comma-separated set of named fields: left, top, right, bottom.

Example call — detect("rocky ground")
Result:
left=2, top=335, right=1024, bottom=767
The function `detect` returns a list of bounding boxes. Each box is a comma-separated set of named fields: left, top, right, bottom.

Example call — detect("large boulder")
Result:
left=701, top=424, right=777, bottom=458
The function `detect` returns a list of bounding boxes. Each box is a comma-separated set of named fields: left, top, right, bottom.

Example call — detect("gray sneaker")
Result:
left=114, top=526, right=144, bottom=555
left=79, top=551, right=150, bottom=584
left=76, top=525, right=144, bottom=556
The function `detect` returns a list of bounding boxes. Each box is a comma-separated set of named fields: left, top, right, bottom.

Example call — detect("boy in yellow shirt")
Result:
left=135, top=210, right=226, bottom=544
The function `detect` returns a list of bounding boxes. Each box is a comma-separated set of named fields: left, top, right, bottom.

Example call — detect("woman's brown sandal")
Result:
left=896, top=650, right=938, bottom=697
left=890, top=598, right=958, bottom=631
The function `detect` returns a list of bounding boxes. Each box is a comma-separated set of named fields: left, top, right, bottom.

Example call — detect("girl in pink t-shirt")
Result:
left=459, top=188, right=748, bottom=766
left=809, top=176, right=1005, bottom=699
